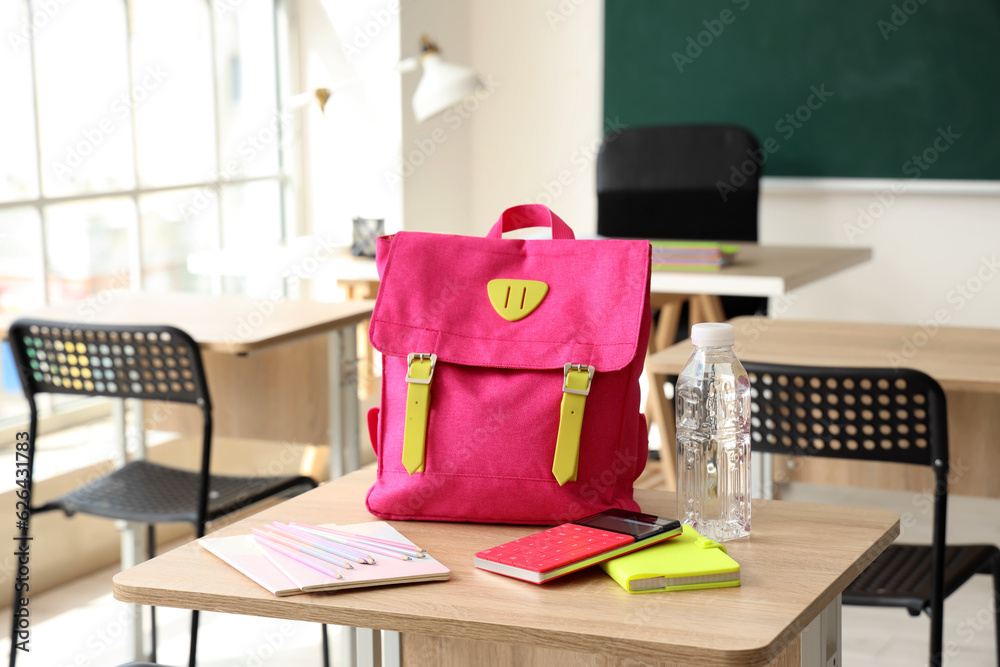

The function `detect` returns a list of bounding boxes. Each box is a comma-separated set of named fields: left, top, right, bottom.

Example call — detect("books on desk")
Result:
left=650, top=241, right=739, bottom=271
left=200, top=521, right=450, bottom=596
left=600, top=525, right=740, bottom=593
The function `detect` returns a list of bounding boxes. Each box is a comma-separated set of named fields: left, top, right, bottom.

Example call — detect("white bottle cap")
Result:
left=691, top=322, right=735, bottom=347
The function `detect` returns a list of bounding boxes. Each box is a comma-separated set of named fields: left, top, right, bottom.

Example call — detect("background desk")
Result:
left=114, top=469, right=898, bottom=667
left=649, top=316, right=1000, bottom=497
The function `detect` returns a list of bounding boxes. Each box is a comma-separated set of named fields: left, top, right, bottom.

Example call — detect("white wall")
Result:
left=295, top=0, right=403, bottom=243
left=762, top=189, right=1000, bottom=327
left=398, top=0, right=475, bottom=235
left=467, top=0, right=606, bottom=237
left=327, top=2, right=1000, bottom=329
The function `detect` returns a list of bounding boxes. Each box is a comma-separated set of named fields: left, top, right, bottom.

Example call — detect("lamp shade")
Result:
left=412, top=53, right=483, bottom=122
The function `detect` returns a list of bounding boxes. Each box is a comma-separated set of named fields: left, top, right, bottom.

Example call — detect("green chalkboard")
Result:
left=604, top=0, right=1000, bottom=180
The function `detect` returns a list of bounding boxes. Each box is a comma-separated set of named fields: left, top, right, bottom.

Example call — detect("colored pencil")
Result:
left=291, top=521, right=427, bottom=554
left=291, top=522, right=426, bottom=557
left=251, top=528, right=354, bottom=569
left=269, top=523, right=373, bottom=564
left=253, top=535, right=343, bottom=579
left=291, top=525, right=409, bottom=561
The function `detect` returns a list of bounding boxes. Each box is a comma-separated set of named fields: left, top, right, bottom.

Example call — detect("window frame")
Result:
left=0, top=0, right=298, bottom=431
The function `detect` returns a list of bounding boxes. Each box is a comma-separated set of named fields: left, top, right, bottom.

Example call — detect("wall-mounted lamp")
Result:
left=292, top=36, right=484, bottom=122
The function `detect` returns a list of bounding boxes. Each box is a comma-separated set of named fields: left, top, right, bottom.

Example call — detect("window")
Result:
left=0, top=0, right=294, bottom=428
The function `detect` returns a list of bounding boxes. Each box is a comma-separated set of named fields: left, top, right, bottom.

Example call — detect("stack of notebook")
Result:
left=200, top=520, right=450, bottom=596
left=600, top=525, right=741, bottom=593
left=650, top=242, right=740, bottom=271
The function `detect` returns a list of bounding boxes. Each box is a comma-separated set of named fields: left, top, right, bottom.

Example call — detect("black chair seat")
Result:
left=845, top=543, right=1000, bottom=615
left=45, top=460, right=315, bottom=524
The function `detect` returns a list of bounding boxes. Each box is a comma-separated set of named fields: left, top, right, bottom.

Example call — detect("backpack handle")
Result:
left=486, top=204, right=575, bottom=240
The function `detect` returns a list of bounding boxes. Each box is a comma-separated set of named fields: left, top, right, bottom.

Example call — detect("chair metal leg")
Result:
left=8, top=546, right=24, bottom=667
left=148, top=524, right=157, bottom=663
left=186, top=519, right=207, bottom=667
left=993, top=555, right=1000, bottom=667
left=188, top=610, right=200, bottom=667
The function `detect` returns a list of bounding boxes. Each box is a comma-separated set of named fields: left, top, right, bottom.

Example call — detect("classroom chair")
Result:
left=596, top=123, right=768, bottom=340
left=7, top=319, right=320, bottom=667
left=743, top=361, right=1000, bottom=667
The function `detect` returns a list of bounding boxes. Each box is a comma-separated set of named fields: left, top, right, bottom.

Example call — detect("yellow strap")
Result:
left=402, top=357, right=434, bottom=474
left=552, top=367, right=592, bottom=485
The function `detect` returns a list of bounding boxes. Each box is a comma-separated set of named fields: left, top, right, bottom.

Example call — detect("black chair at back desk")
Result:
left=8, top=319, right=321, bottom=667
left=743, top=361, right=1000, bottom=667
left=597, top=124, right=768, bottom=333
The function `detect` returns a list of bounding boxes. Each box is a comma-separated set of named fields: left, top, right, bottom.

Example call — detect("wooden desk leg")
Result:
left=645, top=296, right=685, bottom=491
left=652, top=294, right=686, bottom=351
left=689, top=294, right=726, bottom=325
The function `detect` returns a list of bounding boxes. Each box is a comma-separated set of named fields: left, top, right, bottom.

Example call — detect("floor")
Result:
left=0, top=462, right=995, bottom=666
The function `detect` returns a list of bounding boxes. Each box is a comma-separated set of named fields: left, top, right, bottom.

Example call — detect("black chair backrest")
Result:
left=597, top=124, right=761, bottom=242
left=742, top=360, right=952, bottom=655
left=742, top=362, right=948, bottom=469
left=9, top=319, right=211, bottom=410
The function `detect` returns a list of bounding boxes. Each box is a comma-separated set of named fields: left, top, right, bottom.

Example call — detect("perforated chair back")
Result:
left=596, top=124, right=761, bottom=242
left=744, top=363, right=948, bottom=468
left=9, top=319, right=211, bottom=410
left=7, top=318, right=319, bottom=667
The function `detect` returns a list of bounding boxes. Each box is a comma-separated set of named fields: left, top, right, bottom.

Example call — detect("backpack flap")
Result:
left=370, top=232, right=650, bottom=372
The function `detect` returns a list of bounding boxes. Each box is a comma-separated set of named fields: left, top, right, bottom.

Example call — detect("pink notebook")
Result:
left=200, top=521, right=450, bottom=596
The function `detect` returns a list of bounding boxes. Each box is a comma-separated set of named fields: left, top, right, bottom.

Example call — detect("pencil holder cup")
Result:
left=352, top=217, right=384, bottom=258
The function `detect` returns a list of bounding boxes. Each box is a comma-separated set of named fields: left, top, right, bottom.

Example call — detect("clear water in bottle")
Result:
left=675, top=323, right=751, bottom=542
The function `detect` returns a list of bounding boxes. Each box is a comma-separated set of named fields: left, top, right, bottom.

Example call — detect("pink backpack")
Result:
left=365, top=205, right=651, bottom=524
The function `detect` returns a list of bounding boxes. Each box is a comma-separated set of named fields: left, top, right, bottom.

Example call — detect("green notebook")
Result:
left=599, top=525, right=741, bottom=594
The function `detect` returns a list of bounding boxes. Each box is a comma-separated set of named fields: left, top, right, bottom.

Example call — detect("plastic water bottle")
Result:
left=675, top=322, right=751, bottom=541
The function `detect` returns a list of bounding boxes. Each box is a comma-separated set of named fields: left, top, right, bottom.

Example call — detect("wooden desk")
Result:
left=649, top=316, right=1000, bottom=497
left=113, top=469, right=899, bottom=667
left=0, top=292, right=375, bottom=478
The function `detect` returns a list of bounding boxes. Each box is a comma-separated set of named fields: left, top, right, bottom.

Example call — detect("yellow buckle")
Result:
left=562, top=363, right=594, bottom=396
left=406, top=353, right=437, bottom=384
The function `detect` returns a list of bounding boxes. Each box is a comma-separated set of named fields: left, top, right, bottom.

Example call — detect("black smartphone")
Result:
left=572, top=508, right=681, bottom=542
